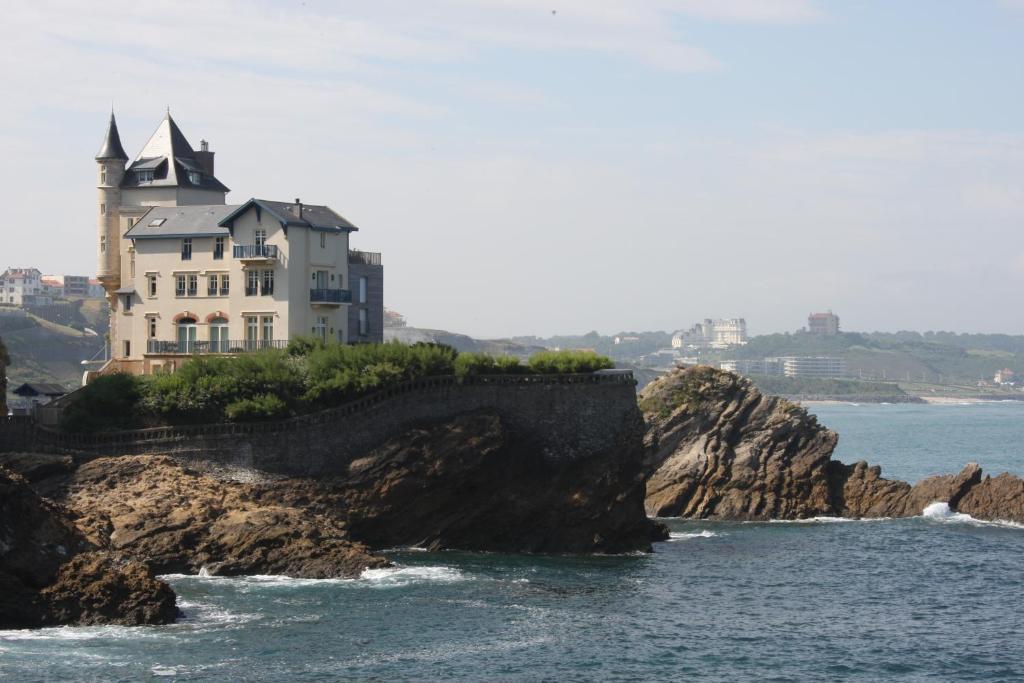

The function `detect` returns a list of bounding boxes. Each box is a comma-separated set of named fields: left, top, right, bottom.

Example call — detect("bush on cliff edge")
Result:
left=60, top=342, right=616, bottom=431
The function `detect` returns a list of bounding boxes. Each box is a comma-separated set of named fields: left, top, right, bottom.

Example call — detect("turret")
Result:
left=96, top=112, right=128, bottom=294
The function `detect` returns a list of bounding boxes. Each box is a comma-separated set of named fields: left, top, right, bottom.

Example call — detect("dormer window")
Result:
left=187, top=171, right=202, bottom=184
left=136, top=170, right=154, bottom=182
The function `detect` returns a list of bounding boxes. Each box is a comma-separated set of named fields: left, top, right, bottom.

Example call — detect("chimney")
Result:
left=294, top=197, right=302, bottom=218
left=195, top=139, right=215, bottom=176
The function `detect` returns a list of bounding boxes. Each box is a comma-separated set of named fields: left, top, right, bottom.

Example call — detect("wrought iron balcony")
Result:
left=310, top=288, right=352, bottom=304
left=233, top=244, right=278, bottom=260
left=146, top=339, right=289, bottom=355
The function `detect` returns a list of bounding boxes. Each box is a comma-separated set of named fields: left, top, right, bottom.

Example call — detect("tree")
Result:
left=0, top=336, right=9, bottom=416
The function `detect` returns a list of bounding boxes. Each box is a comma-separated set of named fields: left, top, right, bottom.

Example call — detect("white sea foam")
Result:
left=766, top=516, right=892, bottom=524
left=0, top=624, right=173, bottom=642
left=151, top=665, right=180, bottom=677
left=921, top=501, right=973, bottom=522
left=667, top=530, right=720, bottom=540
left=920, top=502, right=1024, bottom=530
left=359, top=565, right=466, bottom=587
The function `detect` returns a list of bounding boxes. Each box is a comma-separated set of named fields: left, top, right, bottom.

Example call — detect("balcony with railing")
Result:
left=146, top=339, right=288, bottom=355
left=348, top=250, right=382, bottom=266
left=233, top=244, right=278, bottom=262
left=310, top=288, right=352, bottom=305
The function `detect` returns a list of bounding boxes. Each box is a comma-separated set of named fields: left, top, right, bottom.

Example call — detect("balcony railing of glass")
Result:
left=146, top=339, right=289, bottom=354
left=310, top=288, right=352, bottom=304
left=233, top=244, right=279, bottom=259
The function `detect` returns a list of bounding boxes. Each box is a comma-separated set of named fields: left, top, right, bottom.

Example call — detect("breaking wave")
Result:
left=920, top=502, right=1024, bottom=530
left=667, top=530, right=720, bottom=541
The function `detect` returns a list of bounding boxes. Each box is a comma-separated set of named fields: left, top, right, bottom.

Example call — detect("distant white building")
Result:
left=1, top=268, right=44, bottom=306
left=672, top=318, right=747, bottom=350
left=720, top=356, right=846, bottom=379
left=778, top=356, right=846, bottom=378
left=994, top=368, right=1017, bottom=385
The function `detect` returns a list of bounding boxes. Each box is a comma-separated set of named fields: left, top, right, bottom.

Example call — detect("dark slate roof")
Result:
left=96, top=112, right=129, bottom=161
left=125, top=205, right=237, bottom=239
left=218, top=198, right=359, bottom=234
left=13, top=382, right=68, bottom=397
left=120, top=113, right=230, bottom=194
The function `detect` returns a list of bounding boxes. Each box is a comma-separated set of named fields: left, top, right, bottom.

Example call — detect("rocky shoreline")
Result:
left=641, top=366, right=1024, bottom=523
left=0, top=410, right=663, bottom=629
left=3, top=367, right=1021, bottom=630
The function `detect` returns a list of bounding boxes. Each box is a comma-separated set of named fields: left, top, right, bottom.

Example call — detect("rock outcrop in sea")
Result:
left=641, top=366, right=1024, bottom=523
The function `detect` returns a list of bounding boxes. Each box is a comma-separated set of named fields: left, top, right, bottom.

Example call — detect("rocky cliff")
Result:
left=0, top=466, right=178, bottom=629
left=641, top=366, right=1024, bottom=522
left=1, top=404, right=659, bottom=631
left=322, top=413, right=661, bottom=553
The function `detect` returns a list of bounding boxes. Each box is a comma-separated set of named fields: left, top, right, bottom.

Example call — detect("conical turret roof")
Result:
left=95, top=112, right=128, bottom=161
left=134, top=111, right=197, bottom=162
left=122, top=111, right=229, bottom=194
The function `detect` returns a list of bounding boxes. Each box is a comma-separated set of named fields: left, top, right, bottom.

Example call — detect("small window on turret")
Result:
left=187, top=171, right=202, bottom=184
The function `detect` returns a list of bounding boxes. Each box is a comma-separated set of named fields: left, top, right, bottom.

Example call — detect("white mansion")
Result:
left=95, top=111, right=383, bottom=375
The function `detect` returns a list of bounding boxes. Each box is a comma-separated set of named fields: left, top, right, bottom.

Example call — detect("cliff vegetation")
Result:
left=61, top=341, right=614, bottom=431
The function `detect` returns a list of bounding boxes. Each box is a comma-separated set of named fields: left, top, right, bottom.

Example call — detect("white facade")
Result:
left=672, top=318, right=748, bottom=349
left=1, top=268, right=43, bottom=306
left=720, top=356, right=846, bottom=378
left=95, top=112, right=367, bottom=375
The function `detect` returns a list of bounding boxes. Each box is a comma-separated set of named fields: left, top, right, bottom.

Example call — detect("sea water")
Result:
left=2, top=402, right=1023, bottom=682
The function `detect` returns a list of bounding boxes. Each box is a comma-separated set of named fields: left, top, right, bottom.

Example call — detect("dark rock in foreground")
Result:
left=0, top=466, right=178, bottom=630
left=641, top=366, right=1024, bottom=523
left=329, top=413, right=663, bottom=553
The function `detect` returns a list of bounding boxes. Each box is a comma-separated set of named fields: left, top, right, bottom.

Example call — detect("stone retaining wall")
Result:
left=1, top=373, right=641, bottom=477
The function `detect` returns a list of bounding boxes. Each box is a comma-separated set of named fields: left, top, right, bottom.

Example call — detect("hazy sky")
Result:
left=2, top=1, right=1022, bottom=338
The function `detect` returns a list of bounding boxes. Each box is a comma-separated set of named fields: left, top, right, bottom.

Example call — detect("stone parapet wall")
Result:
left=3, top=373, right=641, bottom=477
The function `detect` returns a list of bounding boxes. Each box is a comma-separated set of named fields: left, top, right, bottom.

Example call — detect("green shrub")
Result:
left=455, top=352, right=529, bottom=378
left=225, top=393, right=289, bottom=422
left=60, top=373, right=143, bottom=433
left=138, top=350, right=305, bottom=423
left=59, top=342, right=617, bottom=431
left=527, top=350, right=614, bottom=374
left=286, top=336, right=326, bottom=357
left=302, top=340, right=457, bottom=406
left=494, top=355, right=529, bottom=374
left=454, top=352, right=496, bottom=378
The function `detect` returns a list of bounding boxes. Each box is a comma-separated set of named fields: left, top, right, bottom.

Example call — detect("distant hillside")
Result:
left=385, top=327, right=548, bottom=358
left=0, top=310, right=103, bottom=391
left=714, top=331, right=1024, bottom=383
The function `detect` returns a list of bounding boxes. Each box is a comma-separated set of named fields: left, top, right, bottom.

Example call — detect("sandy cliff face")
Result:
left=0, top=466, right=177, bottom=629
left=641, top=366, right=1024, bottom=523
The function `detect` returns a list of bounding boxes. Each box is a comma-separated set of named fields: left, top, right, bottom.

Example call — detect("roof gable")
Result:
left=218, top=198, right=358, bottom=235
